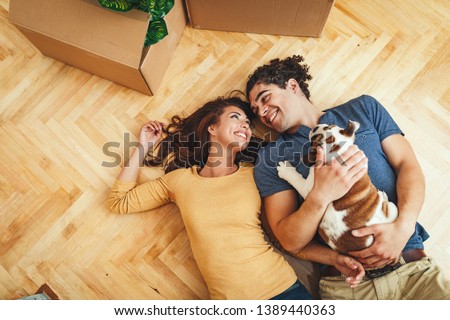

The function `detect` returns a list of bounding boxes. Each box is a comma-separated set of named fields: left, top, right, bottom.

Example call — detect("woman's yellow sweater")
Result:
left=108, top=165, right=297, bottom=299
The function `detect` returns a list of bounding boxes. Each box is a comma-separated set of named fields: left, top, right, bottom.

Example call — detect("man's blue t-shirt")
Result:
left=254, top=95, right=428, bottom=251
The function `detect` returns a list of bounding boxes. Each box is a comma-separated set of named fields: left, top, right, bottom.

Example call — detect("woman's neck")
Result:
left=198, top=154, right=238, bottom=177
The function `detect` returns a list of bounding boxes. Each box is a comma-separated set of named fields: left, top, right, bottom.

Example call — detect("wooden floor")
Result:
left=1, top=0, right=449, bottom=299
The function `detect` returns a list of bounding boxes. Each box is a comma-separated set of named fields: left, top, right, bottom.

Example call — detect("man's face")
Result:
left=248, top=81, right=299, bottom=134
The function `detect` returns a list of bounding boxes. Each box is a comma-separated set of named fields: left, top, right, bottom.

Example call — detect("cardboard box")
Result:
left=185, top=0, right=334, bottom=37
left=9, top=0, right=187, bottom=95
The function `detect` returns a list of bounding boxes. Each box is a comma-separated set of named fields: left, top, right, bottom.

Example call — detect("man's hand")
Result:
left=310, top=145, right=368, bottom=205
left=349, top=221, right=414, bottom=268
left=334, top=254, right=365, bottom=288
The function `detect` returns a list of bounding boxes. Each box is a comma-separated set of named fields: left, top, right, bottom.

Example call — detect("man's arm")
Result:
left=350, top=134, right=424, bottom=267
left=264, top=146, right=368, bottom=253
left=263, top=188, right=326, bottom=253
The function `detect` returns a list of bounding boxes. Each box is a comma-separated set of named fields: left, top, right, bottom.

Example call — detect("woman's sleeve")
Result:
left=107, top=172, right=178, bottom=214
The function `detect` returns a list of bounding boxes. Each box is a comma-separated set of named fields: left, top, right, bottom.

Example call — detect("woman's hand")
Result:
left=139, top=121, right=165, bottom=152
left=117, top=121, right=165, bottom=182
left=333, top=254, right=365, bottom=288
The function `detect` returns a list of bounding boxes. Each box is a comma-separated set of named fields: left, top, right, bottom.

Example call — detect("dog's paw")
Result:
left=277, top=161, right=297, bottom=181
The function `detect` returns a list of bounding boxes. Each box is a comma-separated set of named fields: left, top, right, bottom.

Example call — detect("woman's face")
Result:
left=208, top=105, right=252, bottom=153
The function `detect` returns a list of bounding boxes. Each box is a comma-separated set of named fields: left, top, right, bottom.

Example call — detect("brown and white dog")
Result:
left=277, top=120, right=398, bottom=255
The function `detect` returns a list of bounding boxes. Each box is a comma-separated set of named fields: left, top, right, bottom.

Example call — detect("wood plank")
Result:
left=1, top=0, right=449, bottom=299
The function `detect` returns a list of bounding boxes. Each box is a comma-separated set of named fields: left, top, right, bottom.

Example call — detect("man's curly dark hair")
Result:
left=245, top=55, right=313, bottom=101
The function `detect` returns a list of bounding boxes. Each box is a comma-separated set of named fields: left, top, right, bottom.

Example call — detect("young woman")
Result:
left=107, top=96, right=312, bottom=300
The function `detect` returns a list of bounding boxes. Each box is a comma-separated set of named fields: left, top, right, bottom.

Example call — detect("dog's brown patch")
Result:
left=328, top=174, right=379, bottom=254
left=325, top=135, right=335, bottom=144
left=323, top=125, right=336, bottom=131
left=340, top=121, right=357, bottom=137
left=337, top=175, right=378, bottom=221
left=330, top=144, right=341, bottom=153
left=310, top=133, right=323, bottom=144
left=333, top=230, right=371, bottom=254
left=382, top=201, right=389, bottom=218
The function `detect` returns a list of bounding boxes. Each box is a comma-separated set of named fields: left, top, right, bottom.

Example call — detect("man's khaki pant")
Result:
left=319, top=257, right=450, bottom=300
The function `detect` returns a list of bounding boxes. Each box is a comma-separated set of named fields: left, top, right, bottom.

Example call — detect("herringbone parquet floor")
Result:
left=1, top=0, right=449, bottom=299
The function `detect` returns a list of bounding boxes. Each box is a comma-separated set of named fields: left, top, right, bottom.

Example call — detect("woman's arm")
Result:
left=108, top=121, right=170, bottom=214
left=118, top=121, right=164, bottom=182
left=299, top=241, right=365, bottom=288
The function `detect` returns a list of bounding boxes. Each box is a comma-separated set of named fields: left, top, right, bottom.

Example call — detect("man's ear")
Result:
left=287, top=78, right=299, bottom=92
left=287, top=78, right=305, bottom=97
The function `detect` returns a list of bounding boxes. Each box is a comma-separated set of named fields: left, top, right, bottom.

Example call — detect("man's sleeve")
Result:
left=254, top=146, right=294, bottom=198
left=363, top=95, right=404, bottom=141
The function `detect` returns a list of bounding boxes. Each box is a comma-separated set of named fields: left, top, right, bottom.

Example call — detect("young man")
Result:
left=246, top=55, right=450, bottom=299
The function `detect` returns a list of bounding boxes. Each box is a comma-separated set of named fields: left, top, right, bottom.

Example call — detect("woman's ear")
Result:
left=208, top=125, right=216, bottom=136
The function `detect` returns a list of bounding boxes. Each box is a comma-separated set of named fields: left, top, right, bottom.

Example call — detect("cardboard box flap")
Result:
left=140, top=0, right=187, bottom=92
left=9, top=0, right=149, bottom=67
left=290, top=0, right=334, bottom=35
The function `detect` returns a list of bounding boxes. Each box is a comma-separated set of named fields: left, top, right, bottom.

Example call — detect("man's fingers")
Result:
left=348, top=246, right=371, bottom=258
left=358, top=256, right=391, bottom=268
left=347, top=155, right=368, bottom=179
left=363, top=259, right=393, bottom=269
left=338, top=145, right=359, bottom=163
left=352, top=225, right=377, bottom=238
left=343, top=150, right=366, bottom=169
left=315, top=147, right=325, bottom=167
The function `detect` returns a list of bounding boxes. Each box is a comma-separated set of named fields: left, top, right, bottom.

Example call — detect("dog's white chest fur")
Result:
left=319, top=203, right=351, bottom=250
left=276, top=120, right=398, bottom=254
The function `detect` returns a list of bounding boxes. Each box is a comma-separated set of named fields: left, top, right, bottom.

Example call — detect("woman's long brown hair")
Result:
left=145, top=94, right=265, bottom=173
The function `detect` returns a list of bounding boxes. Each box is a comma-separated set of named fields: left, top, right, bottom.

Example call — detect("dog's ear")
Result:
left=310, top=133, right=324, bottom=144
left=340, top=120, right=360, bottom=137
left=303, top=137, right=322, bottom=167
left=302, top=149, right=316, bottom=167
